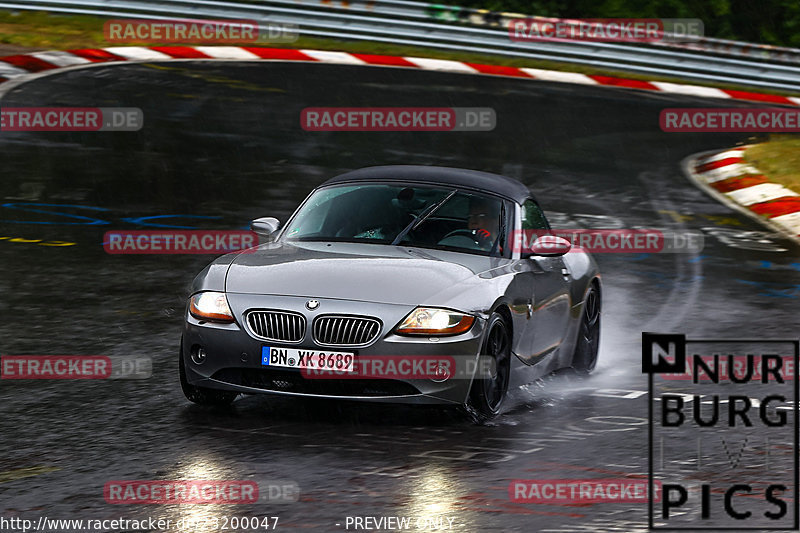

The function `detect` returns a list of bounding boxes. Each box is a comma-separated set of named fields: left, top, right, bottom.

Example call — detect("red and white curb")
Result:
left=685, top=146, right=800, bottom=244
left=0, top=46, right=799, bottom=105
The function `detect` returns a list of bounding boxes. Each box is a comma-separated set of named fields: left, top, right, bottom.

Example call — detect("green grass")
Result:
left=1, top=10, right=799, bottom=97
left=745, top=135, right=800, bottom=193
left=0, top=10, right=107, bottom=49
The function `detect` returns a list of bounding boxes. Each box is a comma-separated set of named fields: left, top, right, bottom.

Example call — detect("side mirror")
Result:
left=526, top=235, right=572, bottom=257
left=250, top=217, right=280, bottom=236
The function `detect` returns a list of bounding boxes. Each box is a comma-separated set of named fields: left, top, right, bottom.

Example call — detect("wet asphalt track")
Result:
left=1, top=61, right=800, bottom=532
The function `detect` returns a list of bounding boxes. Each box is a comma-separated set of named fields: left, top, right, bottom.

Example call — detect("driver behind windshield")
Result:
left=467, top=196, right=501, bottom=251
left=286, top=184, right=504, bottom=255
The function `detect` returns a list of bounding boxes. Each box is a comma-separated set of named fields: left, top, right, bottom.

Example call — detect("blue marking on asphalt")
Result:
left=735, top=279, right=800, bottom=298
left=0, top=202, right=110, bottom=225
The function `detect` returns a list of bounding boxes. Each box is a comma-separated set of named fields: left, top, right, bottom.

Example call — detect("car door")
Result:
left=516, top=199, right=572, bottom=363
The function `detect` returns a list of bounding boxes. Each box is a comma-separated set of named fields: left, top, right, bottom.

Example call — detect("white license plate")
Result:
left=261, top=346, right=355, bottom=372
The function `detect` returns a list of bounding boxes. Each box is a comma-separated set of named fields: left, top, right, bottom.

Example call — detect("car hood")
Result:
left=225, top=241, right=499, bottom=305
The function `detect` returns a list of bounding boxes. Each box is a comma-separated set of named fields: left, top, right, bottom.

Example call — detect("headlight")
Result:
left=189, top=291, right=234, bottom=323
left=395, top=307, right=475, bottom=336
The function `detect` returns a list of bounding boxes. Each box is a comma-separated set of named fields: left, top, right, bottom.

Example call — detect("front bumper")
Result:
left=182, top=294, right=486, bottom=405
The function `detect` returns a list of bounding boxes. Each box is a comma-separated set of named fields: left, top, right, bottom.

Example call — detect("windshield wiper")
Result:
left=391, top=189, right=457, bottom=246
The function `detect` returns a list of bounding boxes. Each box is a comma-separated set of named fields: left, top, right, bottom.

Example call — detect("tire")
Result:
left=466, top=312, right=512, bottom=423
left=572, top=284, right=601, bottom=375
left=179, top=340, right=237, bottom=406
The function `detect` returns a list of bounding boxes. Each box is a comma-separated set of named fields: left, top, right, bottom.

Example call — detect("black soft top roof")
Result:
left=320, top=165, right=533, bottom=204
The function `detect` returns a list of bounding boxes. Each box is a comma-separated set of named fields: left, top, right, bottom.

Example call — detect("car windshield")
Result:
left=282, top=183, right=507, bottom=256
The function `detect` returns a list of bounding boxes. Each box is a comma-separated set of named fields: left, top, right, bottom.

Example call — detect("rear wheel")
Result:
left=466, top=312, right=511, bottom=423
left=572, top=284, right=601, bottom=374
left=179, top=340, right=237, bottom=406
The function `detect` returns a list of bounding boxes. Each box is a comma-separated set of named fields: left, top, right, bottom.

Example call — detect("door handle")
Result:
left=561, top=268, right=570, bottom=278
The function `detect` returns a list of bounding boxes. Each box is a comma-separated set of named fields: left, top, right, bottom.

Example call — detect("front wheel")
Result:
left=179, top=340, right=238, bottom=406
left=571, top=284, right=601, bottom=375
left=465, top=312, right=511, bottom=423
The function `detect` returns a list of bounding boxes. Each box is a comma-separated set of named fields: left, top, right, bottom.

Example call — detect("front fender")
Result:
left=558, top=250, right=601, bottom=368
left=563, top=250, right=600, bottom=311
left=189, top=253, right=240, bottom=294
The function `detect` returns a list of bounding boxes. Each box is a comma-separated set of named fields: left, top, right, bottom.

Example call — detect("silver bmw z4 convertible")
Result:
left=180, top=166, right=601, bottom=420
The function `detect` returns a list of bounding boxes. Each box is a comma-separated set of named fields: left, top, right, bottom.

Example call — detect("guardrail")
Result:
left=420, top=4, right=800, bottom=65
left=4, top=0, right=800, bottom=93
